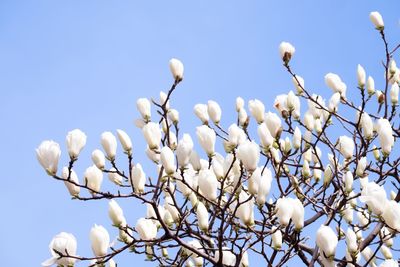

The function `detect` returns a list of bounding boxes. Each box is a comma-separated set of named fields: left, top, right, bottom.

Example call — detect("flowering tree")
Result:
left=37, top=11, right=400, bottom=267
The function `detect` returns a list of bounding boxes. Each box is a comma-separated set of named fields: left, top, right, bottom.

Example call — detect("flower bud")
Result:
left=291, top=198, right=304, bottom=230
left=356, top=157, right=367, bottom=177
left=130, top=163, right=146, bottom=194
left=116, top=129, right=132, bottom=154
left=361, top=247, right=376, bottom=267
left=235, top=191, right=255, bottom=226
left=343, top=171, right=353, bottom=193
left=196, top=125, right=216, bottom=157
left=359, top=182, right=387, bottom=215
left=42, top=232, right=77, bottom=267
left=271, top=227, right=282, bottom=249
left=328, top=92, right=341, bottom=112
left=238, top=108, right=248, bottom=127
left=207, top=100, right=222, bottom=124
left=314, top=168, right=322, bottom=182
left=324, top=164, right=333, bottom=186
left=256, top=168, right=272, bottom=206
left=136, top=98, right=151, bottom=121
left=367, top=76, right=375, bottom=95
left=36, top=140, right=61, bottom=176
left=275, top=197, right=293, bottom=226
left=101, top=131, right=117, bottom=161
left=382, top=200, right=400, bottom=232
left=168, top=109, right=179, bottom=124
left=369, top=11, right=384, bottom=30
left=302, top=160, right=310, bottom=178
left=279, top=41, right=295, bottom=64
left=357, top=64, right=366, bottom=88
left=381, top=245, right=393, bottom=260
left=236, top=97, right=245, bottom=112
left=325, top=73, right=347, bottom=98
left=337, top=135, right=354, bottom=159
left=376, top=118, right=394, bottom=156
left=142, top=122, right=162, bottom=150
left=108, top=199, right=125, bottom=226
left=66, top=129, right=87, bottom=159
left=376, top=90, right=385, bottom=104
left=194, top=104, right=209, bottom=124
left=169, top=58, right=184, bottom=81
left=390, top=83, right=399, bottom=105
left=196, top=201, right=209, bottom=232
left=316, top=225, right=338, bottom=260
left=292, top=127, right=302, bottom=149
left=62, top=167, right=80, bottom=197
left=265, top=112, right=282, bottom=138
left=258, top=123, right=274, bottom=149
left=160, top=146, right=176, bottom=175
left=92, top=149, right=106, bottom=170
left=292, top=75, right=304, bottom=94
left=360, top=112, right=373, bottom=140
left=346, top=228, right=358, bottom=254
left=136, top=218, right=157, bottom=240
left=237, top=140, right=260, bottom=172
left=84, top=165, right=103, bottom=194
left=90, top=224, right=110, bottom=257
left=108, top=168, right=123, bottom=185
left=198, top=169, right=218, bottom=201
left=357, top=210, right=369, bottom=227
left=159, top=91, right=170, bottom=110
left=304, top=112, right=315, bottom=131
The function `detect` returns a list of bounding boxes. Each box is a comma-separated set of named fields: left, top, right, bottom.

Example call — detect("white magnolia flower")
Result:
left=293, top=127, right=302, bottom=149
left=66, top=129, right=87, bottom=159
left=367, top=76, right=375, bottom=95
left=169, top=58, right=184, bottom=81
left=135, top=218, right=157, bottom=240
left=256, top=168, right=273, bottom=206
left=130, top=163, right=146, bottom=194
left=176, top=134, right=194, bottom=168
left=36, top=140, right=61, bottom=176
left=90, top=224, right=110, bottom=257
left=360, top=112, right=374, bottom=139
left=258, top=123, right=274, bottom=149
left=136, top=98, right=151, bottom=120
left=196, top=201, right=209, bottom=232
left=142, top=122, right=162, bottom=150
left=234, top=191, right=255, bottom=226
left=214, top=247, right=236, bottom=266
left=343, top=171, right=354, bottom=193
left=92, top=149, right=106, bottom=170
left=376, top=118, right=394, bottom=155
left=198, top=169, right=218, bottom=201
left=265, top=112, right=282, bottom=138
left=194, top=104, right=209, bottom=124
left=108, top=168, right=123, bottom=185
left=361, top=247, right=376, bottom=267
left=62, top=167, right=80, bottom=197
left=325, top=73, right=347, bottom=98
left=357, top=64, right=366, bottom=88
left=346, top=228, right=358, bottom=254
left=42, top=232, right=77, bottom=267
left=160, top=146, right=176, bottom=175
left=196, top=125, right=216, bottom=156
left=292, top=75, right=304, bottom=94
left=279, top=41, right=295, bottom=63
left=84, top=165, right=103, bottom=194
left=108, top=199, right=125, bottom=226
left=379, top=259, right=398, bottom=267
left=356, top=157, right=367, bottom=177
left=236, top=97, right=245, bottom=111
left=248, top=99, right=265, bottom=124
left=328, top=92, right=341, bottom=112
left=337, top=135, right=354, bottom=159
left=370, top=11, right=384, bottom=30
left=168, top=109, right=179, bottom=124
left=237, top=140, right=260, bottom=172
left=359, top=182, right=387, bottom=215
left=271, top=227, right=282, bottom=249
left=381, top=245, right=393, bottom=260
left=208, top=100, right=222, bottom=124
left=291, top=198, right=304, bottom=230
left=101, top=131, right=117, bottom=161
left=382, top=200, right=400, bottom=232
left=275, top=197, right=293, bottom=226
left=316, top=225, right=338, bottom=259
left=390, top=83, right=399, bottom=105
left=116, top=129, right=132, bottom=154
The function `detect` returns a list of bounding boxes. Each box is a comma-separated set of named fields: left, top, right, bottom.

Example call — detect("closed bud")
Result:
left=359, top=182, right=388, bottom=215
left=324, top=164, right=333, bottom=186
left=160, top=146, right=176, bottom=175
left=369, top=11, right=384, bottom=30
left=293, top=127, right=302, bottom=149
left=145, top=146, right=160, bottom=163
left=302, top=160, right=310, bottom=178
left=62, top=167, right=80, bottom=197
left=237, top=140, right=260, bottom=172
left=361, top=247, right=376, bottom=267
left=367, top=76, right=375, bottom=95
left=236, top=97, right=245, bottom=112
left=304, top=112, right=315, bottom=131
left=36, top=140, right=61, bottom=176
left=66, top=129, right=87, bottom=159
left=136, top=98, right=151, bottom=121
left=271, top=227, right=282, bottom=249
left=136, top=218, right=157, bottom=240
left=344, top=171, right=353, bottom=193
left=168, top=109, right=179, bottom=124
left=92, top=149, right=106, bottom=170
left=328, top=92, right=341, bottom=112
left=382, top=200, right=400, bottom=232
left=169, top=58, right=184, bottom=81
left=314, top=168, right=322, bottom=182
left=196, top=201, right=209, bottom=232
left=256, top=168, right=272, bottom=206
left=258, top=123, right=274, bottom=149
left=130, top=163, right=146, bottom=194
left=360, top=112, right=374, bottom=140
left=84, top=165, right=103, bottom=194
left=207, top=100, right=222, bottom=124
left=390, top=83, right=399, bottom=105
left=376, top=90, right=385, bottom=104
left=376, top=118, right=394, bottom=156
left=357, top=210, right=369, bottom=227
left=356, top=157, right=367, bottom=177
left=357, top=64, right=366, bottom=88
left=265, top=112, right=282, bottom=138
left=337, top=135, right=354, bottom=159
left=238, top=108, right=248, bottom=127
left=248, top=99, right=265, bottom=124
left=194, top=104, right=209, bottom=124
left=108, top=199, right=125, bottom=226
left=108, top=168, right=123, bottom=185
left=390, top=190, right=396, bottom=200
left=373, top=145, right=381, bottom=161
left=196, top=125, right=216, bottom=157
left=90, top=224, right=110, bottom=257
left=381, top=245, right=393, bottom=260
left=316, top=225, right=338, bottom=260
left=176, top=134, right=194, bottom=168
left=142, top=122, right=162, bottom=150
left=116, top=129, right=132, bottom=154
left=346, top=228, right=358, bottom=254
left=101, top=132, right=117, bottom=161
left=198, top=169, right=218, bottom=201
left=325, top=73, right=347, bottom=98
left=276, top=197, right=293, bottom=226
left=291, top=198, right=304, bottom=230
left=279, top=41, right=295, bottom=64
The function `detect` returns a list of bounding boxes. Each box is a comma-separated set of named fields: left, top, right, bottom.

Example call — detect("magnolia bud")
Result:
left=265, top=112, right=282, bottom=138
left=101, top=132, right=117, bottom=161
left=328, top=92, right=341, bottom=112
left=381, top=245, right=393, bottom=260
left=136, top=218, right=157, bottom=240
left=390, top=83, right=399, bottom=105
left=258, top=123, right=274, bottom=149
left=302, top=160, right=310, bottom=178
left=108, top=168, right=123, bottom=185
left=198, top=169, right=218, bottom=201
left=142, top=122, right=162, bottom=150
left=357, top=210, right=369, bottom=227
left=356, top=157, right=367, bottom=177
left=314, top=168, right=322, bottom=182
left=160, top=146, right=176, bottom=175
left=228, top=124, right=246, bottom=147
left=136, top=98, right=151, bottom=121
left=256, top=168, right=272, bottom=206
left=237, top=140, right=260, bottom=172
left=369, top=11, right=384, bottom=30
left=62, top=167, right=80, bottom=197
left=271, top=227, right=282, bottom=249
left=196, top=125, right=216, bottom=157
left=361, top=247, right=376, bottom=267
left=291, top=198, right=304, bottom=230
left=84, top=165, right=103, bottom=194
left=90, top=224, right=110, bottom=257
left=316, top=225, right=338, bottom=260
left=42, top=232, right=77, bottom=267
left=346, top=228, right=358, bottom=254
left=207, top=100, right=222, bottom=124
left=276, top=197, right=293, bottom=226
left=366, top=76, right=375, bottom=96
left=293, top=127, right=302, bottom=149
left=168, top=109, right=179, bottom=124
left=357, top=64, right=366, bottom=88
left=292, top=75, right=304, bottom=94
left=235, top=191, right=255, bottom=226
left=66, top=129, right=87, bottom=159
left=196, top=201, right=209, bottom=232
left=36, top=140, right=61, bottom=176
left=92, top=149, right=105, bottom=170
left=169, top=58, right=184, bottom=81
left=343, top=171, right=353, bottom=193
left=337, top=135, right=354, bottom=159
left=325, top=73, right=347, bottom=98
left=238, top=108, right=248, bottom=127
left=324, top=164, right=333, bottom=186
left=279, top=41, right=295, bottom=64
left=360, top=112, right=374, bottom=140
left=130, top=163, right=146, bottom=194
left=248, top=99, right=265, bottom=124
left=236, top=97, right=245, bottom=112
left=359, top=182, right=388, bottom=215
left=382, top=200, right=400, bottom=232
left=376, top=118, right=394, bottom=156
left=116, top=129, right=132, bottom=154
left=304, top=112, right=315, bottom=131
left=373, top=145, right=381, bottom=161
left=194, top=104, right=209, bottom=124
left=108, top=199, right=125, bottom=226
left=376, top=90, right=385, bottom=104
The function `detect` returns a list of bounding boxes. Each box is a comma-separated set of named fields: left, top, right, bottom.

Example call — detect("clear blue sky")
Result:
left=0, top=1, right=399, bottom=266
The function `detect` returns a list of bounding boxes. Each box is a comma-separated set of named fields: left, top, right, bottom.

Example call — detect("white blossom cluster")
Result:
left=37, top=11, right=400, bottom=267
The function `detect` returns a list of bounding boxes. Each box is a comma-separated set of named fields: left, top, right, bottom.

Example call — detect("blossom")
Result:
left=390, top=83, right=399, bottom=105
left=84, top=165, right=103, bottom=194
left=136, top=98, right=151, bottom=121
left=375, top=118, right=394, bottom=155
left=108, top=167, right=123, bottom=185
left=101, top=131, right=117, bottom=161
left=257, top=123, right=274, bottom=149
left=325, top=73, right=347, bottom=98
left=142, top=122, right=162, bottom=150
left=214, top=247, right=236, bottom=266
left=36, top=140, right=61, bottom=176
left=196, top=125, right=216, bottom=156
left=292, top=75, right=304, bottom=94
left=66, top=129, right=87, bottom=159
left=357, top=64, right=366, bottom=88
left=337, top=135, right=354, bottom=159
left=370, top=11, right=384, bottom=30
left=176, top=134, right=194, bottom=167
left=256, top=168, right=273, bottom=206
left=168, top=109, right=179, bottom=123
left=271, top=227, right=282, bottom=249
left=367, top=76, right=375, bottom=95
left=346, top=228, right=358, bottom=254
left=316, top=225, right=338, bottom=259
left=91, top=149, right=106, bottom=170
left=135, top=218, right=157, bottom=240
left=275, top=197, right=293, bottom=226
left=236, top=97, right=245, bottom=111
left=248, top=99, right=265, bottom=123
left=382, top=200, right=400, bottom=232
left=42, top=232, right=77, bottom=267
left=265, top=112, right=282, bottom=138
left=90, top=224, right=110, bottom=257
left=196, top=201, right=209, bottom=232
left=279, top=41, right=295, bottom=63
left=198, top=169, right=218, bottom=201
left=116, top=129, right=132, bottom=154
left=169, top=58, right=184, bottom=81
left=237, top=140, right=260, bottom=172
left=160, top=146, right=176, bottom=175
left=62, top=167, right=80, bottom=197
left=207, top=100, right=222, bottom=124
left=130, top=163, right=146, bottom=194
left=291, top=198, right=304, bottom=230
left=194, top=104, right=209, bottom=124
left=108, top=199, right=125, bottom=227
left=359, top=182, right=388, bottom=215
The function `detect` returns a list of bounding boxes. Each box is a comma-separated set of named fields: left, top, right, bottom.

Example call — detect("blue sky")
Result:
left=0, top=1, right=399, bottom=266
